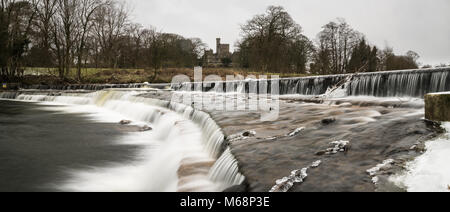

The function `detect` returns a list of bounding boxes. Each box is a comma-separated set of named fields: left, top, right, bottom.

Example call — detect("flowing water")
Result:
left=0, top=100, right=140, bottom=192
left=0, top=91, right=245, bottom=192
left=172, top=68, right=450, bottom=98
left=1, top=67, right=449, bottom=192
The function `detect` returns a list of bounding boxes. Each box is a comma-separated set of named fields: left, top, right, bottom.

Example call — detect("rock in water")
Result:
left=139, top=125, right=153, bottom=132
left=315, top=151, right=327, bottom=156
left=321, top=118, right=336, bottom=125
left=242, top=130, right=256, bottom=137
left=119, top=120, right=132, bottom=125
left=425, top=92, right=450, bottom=122
left=227, top=130, right=256, bottom=142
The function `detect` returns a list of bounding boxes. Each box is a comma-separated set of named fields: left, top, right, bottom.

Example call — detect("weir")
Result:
left=0, top=90, right=245, bottom=192
left=11, top=68, right=450, bottom=98
left=171, top=68, right=450, bottom=98
left=19, top=83, right=171, bottom=91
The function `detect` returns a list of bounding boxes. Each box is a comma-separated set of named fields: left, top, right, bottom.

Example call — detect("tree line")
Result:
left=235, top=6, right=422, bottom=75
left=1, top=2, right=428, bottom=83
left=1, top=0, right=206, bottom=82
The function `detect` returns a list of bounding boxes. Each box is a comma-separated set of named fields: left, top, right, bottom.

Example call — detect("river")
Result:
left=0, top=100, right=139, bottom=192
left=0, top=91, right=241, bottom=192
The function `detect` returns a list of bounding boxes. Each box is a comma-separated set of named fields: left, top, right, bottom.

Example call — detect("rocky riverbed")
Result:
left=1, top=89, right=444, bottom=192
left=138, top=90, right=443, bottom=192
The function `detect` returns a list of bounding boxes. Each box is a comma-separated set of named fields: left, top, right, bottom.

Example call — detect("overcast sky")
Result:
left=126, top=0, right=450, bottom=66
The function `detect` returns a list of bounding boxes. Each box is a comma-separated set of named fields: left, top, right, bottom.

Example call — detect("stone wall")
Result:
left=425, top=92, right=450, bottom=122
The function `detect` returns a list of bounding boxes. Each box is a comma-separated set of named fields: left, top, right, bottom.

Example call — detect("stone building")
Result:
left=203, top=38, right=232, bottom=67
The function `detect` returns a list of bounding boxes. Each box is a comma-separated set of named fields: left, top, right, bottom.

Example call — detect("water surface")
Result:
left=0, top=100, right=139, bottom=192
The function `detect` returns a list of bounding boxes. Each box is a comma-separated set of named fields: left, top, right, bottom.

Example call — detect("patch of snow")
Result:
left=390, top=122, right=450, bottom=192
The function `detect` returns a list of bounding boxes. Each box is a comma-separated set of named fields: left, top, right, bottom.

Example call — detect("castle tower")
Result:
left=216, top=38, right=221, bottom=56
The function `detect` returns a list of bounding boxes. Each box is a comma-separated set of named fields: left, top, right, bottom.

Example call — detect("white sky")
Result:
left=126, top=0, right=450, bottom=66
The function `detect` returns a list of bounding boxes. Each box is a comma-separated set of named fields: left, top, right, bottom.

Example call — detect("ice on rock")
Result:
left=311, top=160, right=322, bottom=168
left=269, top=161, right=321, bottom=192
left=331, top=140, right=350, bottom=147
left=270, top=177, right=294, bottom=192
left=291, top=168, right=308, bottom=183
left=324, top=140, right=350, bottom=155
left=301, top=168, right=308, bottom=179
left=276, top=177, right=290, bottom=185
left=265, top=127, right=305, bottom=141
left=287, top=127, right=305, bottom=137
left=372, top=176, right=380, bottom=184
left=366, top=159, right=395, bottom=186
left=367, top=159, right=395, bottom=177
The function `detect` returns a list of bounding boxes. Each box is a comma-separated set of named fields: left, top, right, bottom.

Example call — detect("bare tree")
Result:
left=189, top=37, right=207, bottom=60
left=91, top=0, right=128, bottom=69
left=52, top=0, right=79, bottom=79
left=238, top=6, right=313, bottom=73
left=33, top=0, right=58, bottom=68
left=74, top=0, right=104, bottom=81
left=127, top=23, right=143, bottom=68
left=316, top=18, right=361, bottom=74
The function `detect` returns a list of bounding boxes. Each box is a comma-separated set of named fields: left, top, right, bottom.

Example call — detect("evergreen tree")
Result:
left=347, top=38, right=378, bottom=73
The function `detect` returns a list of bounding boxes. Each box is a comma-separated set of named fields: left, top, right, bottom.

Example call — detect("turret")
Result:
left=216, top=38, right=221, bottom=55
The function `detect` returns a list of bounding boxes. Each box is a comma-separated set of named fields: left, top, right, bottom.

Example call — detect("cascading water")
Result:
left=347, top=68, right=450, bottom=97
left=19, top=82, right=171, bottom=91
left=170, top=68, right=450, bottom=98
left=208, top=148, right=246, bottom=188
left=2, top=67, right=449, bottom=192
left=0, top=90, right=245, bottom=192
left=11, top=68, right=449, bottom=98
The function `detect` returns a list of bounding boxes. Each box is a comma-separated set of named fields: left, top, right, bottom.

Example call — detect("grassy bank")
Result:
left=21, top=67, right=313, bottom=85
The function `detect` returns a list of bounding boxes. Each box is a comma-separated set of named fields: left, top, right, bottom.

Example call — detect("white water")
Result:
left=391, top=122, right=450, bottom=192
left=2, top=90, right=245, bottom=192
left=172, top=68, right=450, bottom=97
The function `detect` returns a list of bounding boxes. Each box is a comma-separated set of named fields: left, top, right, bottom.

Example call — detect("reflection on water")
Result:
left=0, top=100, right=139, bottom=192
